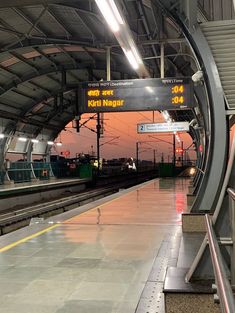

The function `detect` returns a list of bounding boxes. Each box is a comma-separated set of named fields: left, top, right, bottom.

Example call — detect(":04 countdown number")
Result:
left=171, top=96, right=184, bottom=104
left=171, top=85, right=184, bottom=93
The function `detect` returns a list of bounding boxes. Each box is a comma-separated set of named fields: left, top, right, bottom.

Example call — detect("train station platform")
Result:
left=0, top=177, right=90, bottom=194
left=0, top=178, right=190, bottom=313
left=0, top=178, right=90, bottom=212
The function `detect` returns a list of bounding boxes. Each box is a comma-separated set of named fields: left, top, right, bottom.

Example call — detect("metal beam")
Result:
left=57, top=45, right=77, bottom=67
left=67, top=71, right=82, bottom=83
left=0, top=107, right=62, bottom=131
left=74, top=9, right=95, bottom=41
left=47, top=74, right=61, bottom=86
left=0, top=33, right=94, bottom=51
left=135, top=0, right=161, bottom=72
left=10, top=51, right=40, bottom=74
left=33, top=46, right=58, bottom=70
left=190, top=28, right=228, bottom=212
left=28, top=81, right=51, bottom=96
left=0, top=16, right=23, bottom=43
left=140, top=38, right=186, bottom=46
left=12, top=7, right=47, bottom=37
left=0, top=1, right=66, bottom=8
left=11, top=88, right=39, bottom=102
left=46, top=6, right=72, bottom=37
left=0, top=58, right=131, bottom=99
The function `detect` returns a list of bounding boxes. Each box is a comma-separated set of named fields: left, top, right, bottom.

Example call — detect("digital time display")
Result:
left=171, top=84, right=185, bottom=105
left=79, top=78, right=194, bottom=113
left=171, top=85, right=184, bottom=93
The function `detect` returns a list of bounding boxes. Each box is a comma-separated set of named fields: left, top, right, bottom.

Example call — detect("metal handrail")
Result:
left=205, top=214, right=235, bottom=313
left=227, top=188, right=235, bottom=202
left=196, top=167, right=205, bottom=174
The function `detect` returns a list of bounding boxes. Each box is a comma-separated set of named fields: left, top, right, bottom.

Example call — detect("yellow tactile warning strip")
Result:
left=0, top=180, right=156, bottom=253
left=0, top=189, right=138, bottom=252
left=0, top=225, right=59, bottom=253
left=0, top=191, right=131, bottom=252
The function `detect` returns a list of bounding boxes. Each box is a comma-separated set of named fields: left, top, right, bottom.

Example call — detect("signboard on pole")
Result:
left=79, top=77, right=194, bottom=113
left=137, top=122, right=189, bottom=133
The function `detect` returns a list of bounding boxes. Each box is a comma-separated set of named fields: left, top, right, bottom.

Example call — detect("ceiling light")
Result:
left=95, top=0, right=120, bottom=32
left=109, top=0, right=124, bottom=25
left=56, top=142, right=62, bottom=146
left=18, top=137, right=27, bottom=142
left=131, top=45, right=143, bottom=65
left=123, top=48, right=139, bottom=70
left=31, top=139, right=39, bottom=143
left=0, top=134, right=4, bottom=139
left=47, top=141, right=54, bottom=145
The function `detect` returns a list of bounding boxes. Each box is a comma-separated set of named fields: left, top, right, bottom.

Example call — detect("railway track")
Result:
left=0, top=172, right=156, bottom=235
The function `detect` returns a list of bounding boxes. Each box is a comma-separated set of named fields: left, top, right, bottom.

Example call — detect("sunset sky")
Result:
left=54, top=111, right=195, bottom=162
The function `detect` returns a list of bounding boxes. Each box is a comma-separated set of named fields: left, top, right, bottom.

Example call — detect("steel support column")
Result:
left=189, top=25, right=228, bottom=212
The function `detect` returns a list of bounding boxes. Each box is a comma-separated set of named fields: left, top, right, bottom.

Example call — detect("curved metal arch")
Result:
left=0, top=45, right=132, bottom=98
left=0, top=44, right=136, bottom=137
left=0, top=1, right=64, bottom=8
left=187, top=28, right=228, bottom=212
left=157, top=1, right=228, bottom=212
left=10, top=88, right=76, bottom=134
left=4, top=88, right=76, bottom=160
left=1, top=61, right=98, bottom=97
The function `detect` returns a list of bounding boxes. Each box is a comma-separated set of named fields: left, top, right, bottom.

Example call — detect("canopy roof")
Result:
left=0, top=0, right=195, bottom=154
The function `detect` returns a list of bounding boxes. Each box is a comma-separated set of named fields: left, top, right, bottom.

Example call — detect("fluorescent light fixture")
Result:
left=109, top=0, right=124, bottom=25
left=131, top=45, right=143, bottom=65
left=95, top=0, right=120, bottom=32
left=31, top=139, right=39, bottom=143
left=56, top=142, right=62, bottom=146
left=47, top=141, right=54, bottom=145
left=0, top=134, right=4, bottom=139
left=123, top=48, right=139, bottom=70
left=18, top=137, right=27, bottom=142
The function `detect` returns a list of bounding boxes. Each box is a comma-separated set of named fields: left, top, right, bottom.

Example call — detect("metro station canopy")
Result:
left=0, top=0, right=195, bottom=155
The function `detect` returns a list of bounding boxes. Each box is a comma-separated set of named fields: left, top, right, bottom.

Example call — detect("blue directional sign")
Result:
left=137, top=122, right=189, bottom=133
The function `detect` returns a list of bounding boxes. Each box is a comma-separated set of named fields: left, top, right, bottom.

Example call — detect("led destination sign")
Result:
left=79, top=78, right=194, bottom=113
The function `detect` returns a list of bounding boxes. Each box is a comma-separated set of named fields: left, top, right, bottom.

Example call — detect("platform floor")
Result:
left=0, top=177, right=87, bottom=192
left=0, top=178, right=189, bottom=313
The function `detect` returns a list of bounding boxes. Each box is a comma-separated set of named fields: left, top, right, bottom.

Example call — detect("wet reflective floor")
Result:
left=0, top=178, right=189, bottom=313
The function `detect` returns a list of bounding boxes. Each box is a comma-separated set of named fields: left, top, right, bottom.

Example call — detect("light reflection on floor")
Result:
left=0, top=178, right=190, bottom=313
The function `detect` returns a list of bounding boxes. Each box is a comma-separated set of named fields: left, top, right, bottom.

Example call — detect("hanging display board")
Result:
left=78, top=77, right=194, bottom=113
left=137, top=122, right=190, bottom=133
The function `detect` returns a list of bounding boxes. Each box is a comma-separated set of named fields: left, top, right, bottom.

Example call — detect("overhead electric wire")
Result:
left=65, top=128, right=94, bottom=140
left=103, top=121, right=138, bottom=140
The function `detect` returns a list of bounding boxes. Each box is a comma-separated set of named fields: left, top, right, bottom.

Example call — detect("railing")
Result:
left=7, top=162, right=32, bottom=183
left=196, top=167, right=205, bottom=174
left=4, top=162, right=54, bottom=183
left=205, top=213, right=235, bottom=313
left=227, top=188, right=235, bottom=201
